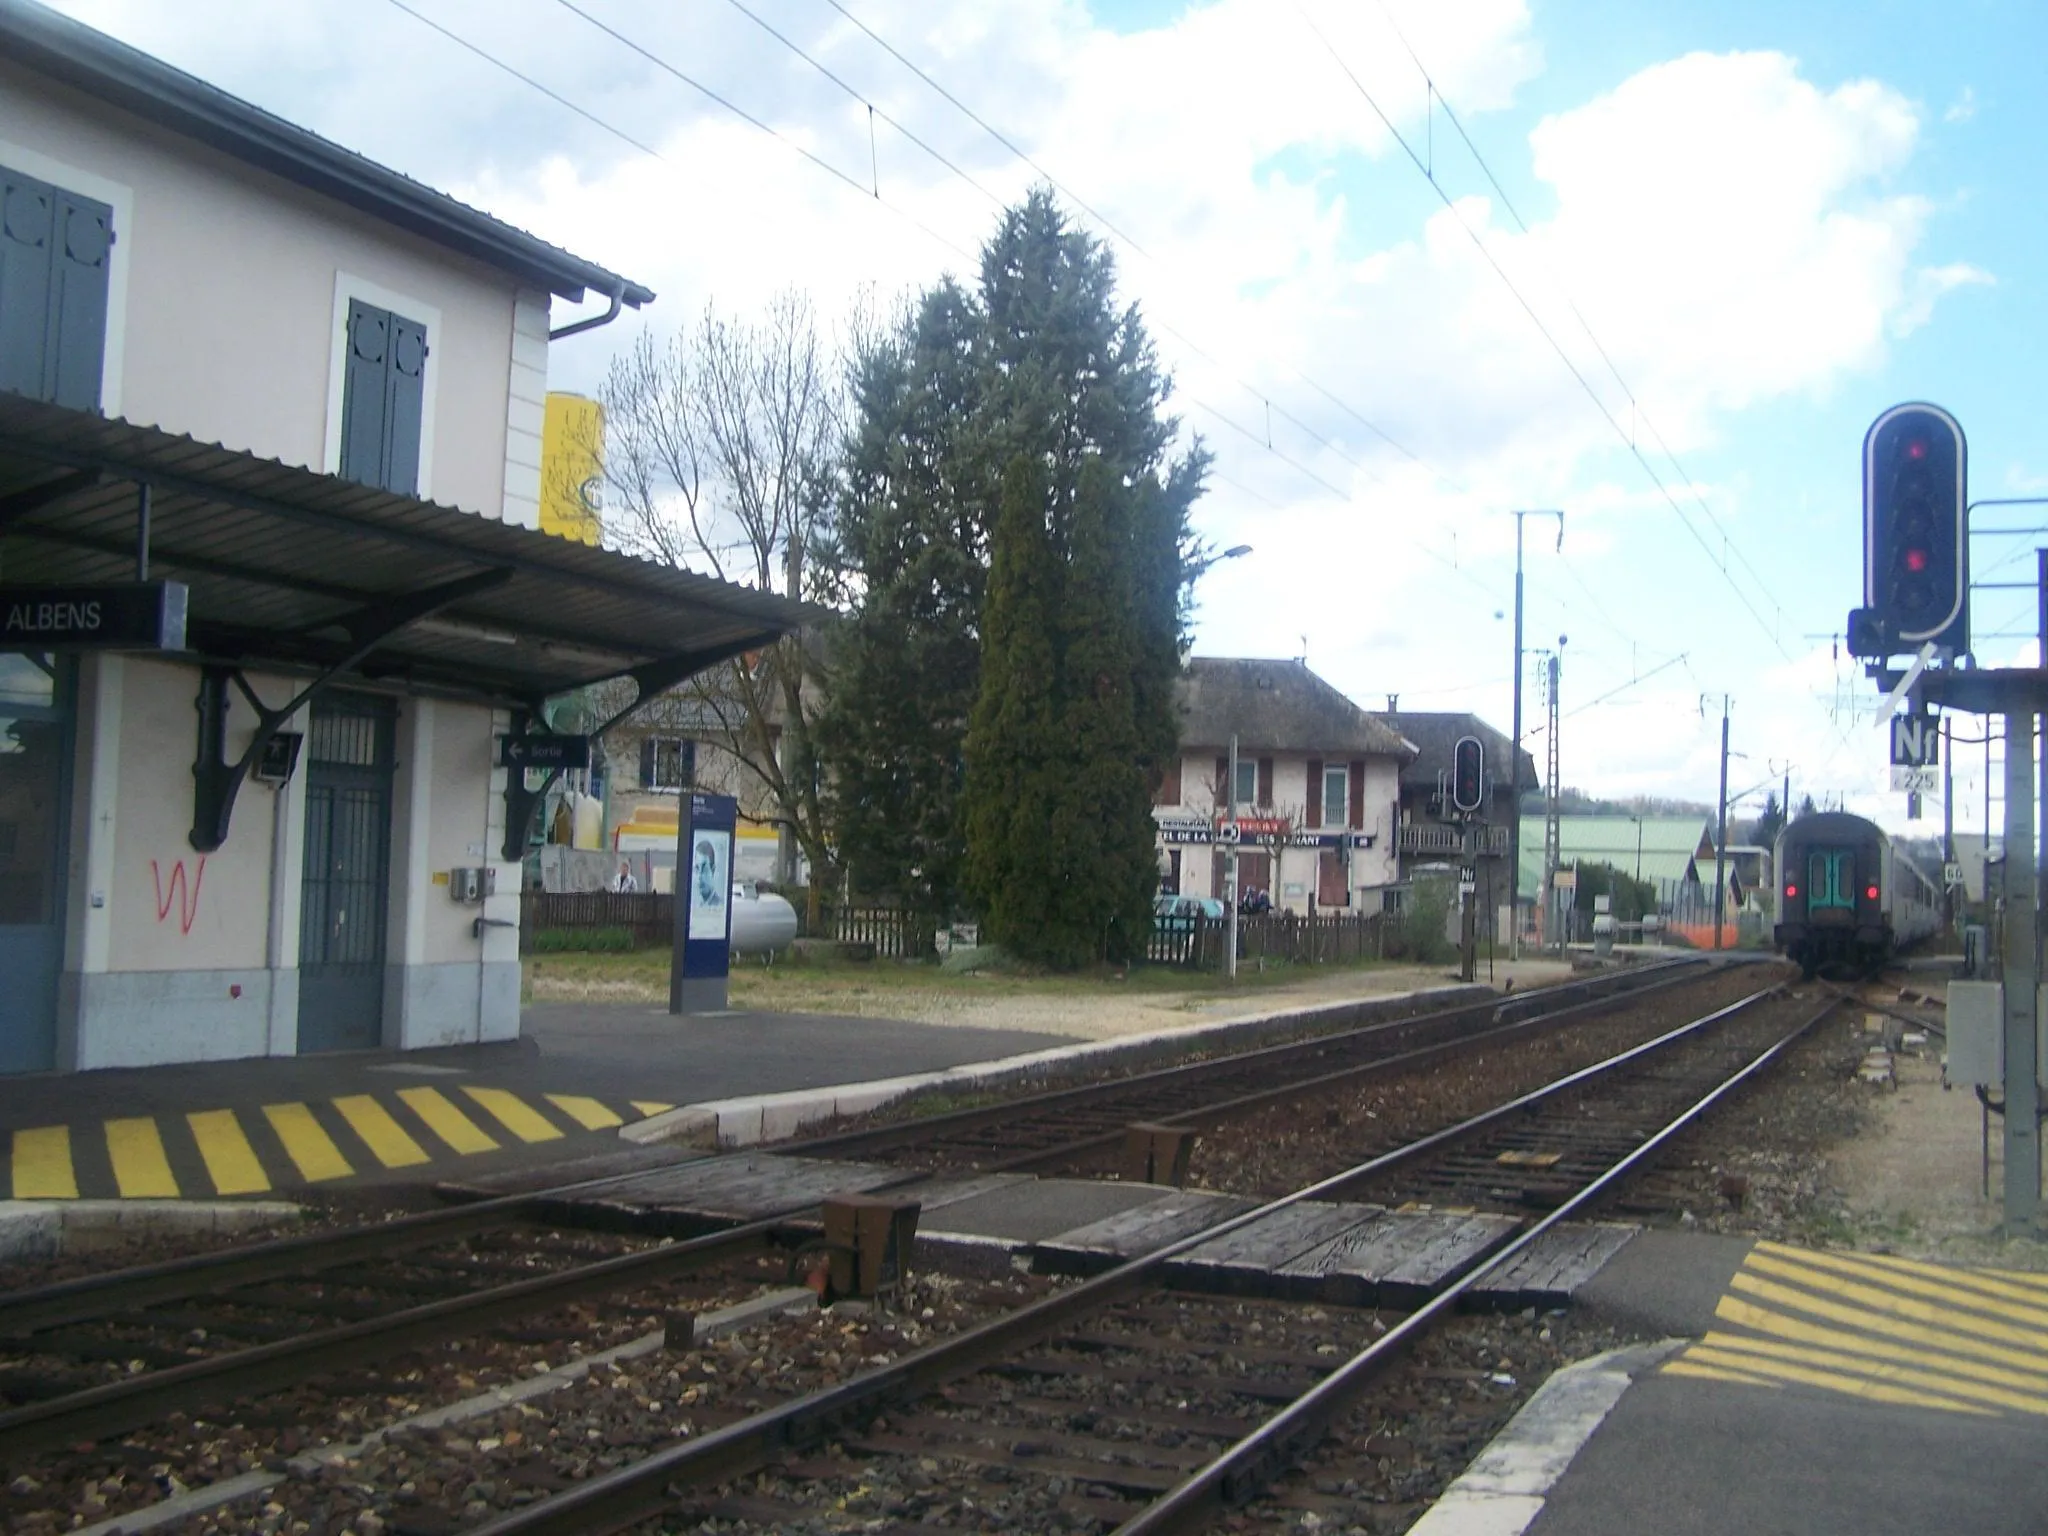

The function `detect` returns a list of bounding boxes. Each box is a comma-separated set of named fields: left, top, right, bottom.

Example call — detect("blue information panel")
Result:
left=670, top=792, right=738, bottom=1013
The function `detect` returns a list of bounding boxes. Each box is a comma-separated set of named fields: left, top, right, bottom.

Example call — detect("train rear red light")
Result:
left=1784, top=884, right=1798, bottom=898
left=1866, top=884, right=1880, bottom=900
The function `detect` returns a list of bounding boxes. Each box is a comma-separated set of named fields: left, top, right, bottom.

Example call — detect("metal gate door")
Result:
left=298, top=694, right=394, bottom=1053
left=0, top=655, right=69, bottom=1074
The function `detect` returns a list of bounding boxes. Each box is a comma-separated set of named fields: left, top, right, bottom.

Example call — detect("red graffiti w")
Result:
left=151, top=856, right=207, bottom=936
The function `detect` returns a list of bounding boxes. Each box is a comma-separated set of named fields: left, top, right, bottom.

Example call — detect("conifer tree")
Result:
left=822, top=191, right=1207, bottom=955
left=962, top=456, right=1067, bottom=950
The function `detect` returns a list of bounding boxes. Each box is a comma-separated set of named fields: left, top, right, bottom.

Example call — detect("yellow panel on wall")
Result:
left=540, top=392, right=604, bottom=544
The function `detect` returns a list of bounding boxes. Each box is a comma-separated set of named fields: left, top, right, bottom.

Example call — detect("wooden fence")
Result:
left=523, top=892, right=1379, bottom=969
left=1147, top=911, right=1388, bottom=970
left=521, top=891, right=672, bottom=950
left=520, top=891, right=927, bottom=957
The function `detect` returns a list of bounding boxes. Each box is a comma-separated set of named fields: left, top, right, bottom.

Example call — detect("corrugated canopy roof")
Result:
left=0, top=395, right=808, bottom=709
left=1514, top=814, right=1715, bottom=900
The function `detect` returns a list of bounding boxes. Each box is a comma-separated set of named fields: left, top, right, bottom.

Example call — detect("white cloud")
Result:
left=1945, top=85, right=1976, bottom=123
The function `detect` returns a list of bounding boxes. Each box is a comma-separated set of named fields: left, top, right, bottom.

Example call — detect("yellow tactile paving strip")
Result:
left=3, top=1088, right=672, bottom=1199
left=1663, top=1239, right=2048, bottom=1417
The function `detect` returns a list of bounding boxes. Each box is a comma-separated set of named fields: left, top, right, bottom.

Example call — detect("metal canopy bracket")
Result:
left=497, top=633, right=779, bottom=862
left=190, top=568, right=513, bottom=851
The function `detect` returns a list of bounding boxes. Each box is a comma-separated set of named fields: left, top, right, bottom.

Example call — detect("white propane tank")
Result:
left=1592, top=894, right=1616, bottom=957
left=728, top=883, right=798, bottom=955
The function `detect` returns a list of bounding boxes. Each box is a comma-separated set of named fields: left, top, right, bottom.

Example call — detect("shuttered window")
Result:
left=0, top=165, right=112, bottom=411
left=339, top=298, right=428, bottom=494
left=639, top=737, right=695, bottom=792
left=1305, top=759, right=1324, bottom=828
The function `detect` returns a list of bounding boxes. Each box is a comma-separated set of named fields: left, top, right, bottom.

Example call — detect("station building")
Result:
left=0, top=2, right=805, bottom=1073
left=1152, top=658, right=1413, bottom=914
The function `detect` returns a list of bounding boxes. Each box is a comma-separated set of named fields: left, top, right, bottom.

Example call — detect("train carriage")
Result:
left=1773, top=811, right=1939, bottom=977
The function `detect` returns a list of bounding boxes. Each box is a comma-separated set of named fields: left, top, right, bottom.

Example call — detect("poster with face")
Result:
left=687, top=831, right=731, bottom=941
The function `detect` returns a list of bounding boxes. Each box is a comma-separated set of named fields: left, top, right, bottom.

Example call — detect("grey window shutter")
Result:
left=0, top=172, right=55, bottom=401
left=339, top=299, right=427, bottom=493
left=0, top=168, right=112, bottom=411
left=48, top=191, right=111, bottom=410
left=384, top=314, right=427, bottom=496
left=339, top=300, right=389, bottom=487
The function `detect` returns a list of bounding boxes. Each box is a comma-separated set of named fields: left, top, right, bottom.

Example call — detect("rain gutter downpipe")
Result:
left=548, top=279, right=627, bottom=342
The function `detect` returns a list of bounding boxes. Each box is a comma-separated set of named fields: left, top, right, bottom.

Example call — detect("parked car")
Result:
left=1153, top=893, right=1226, bottom=930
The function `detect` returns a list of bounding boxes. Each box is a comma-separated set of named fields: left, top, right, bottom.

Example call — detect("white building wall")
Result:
left=502, top=289, right=550, bottom=528
left=50, top=657, right=520, bottom=1070
left=0, top=63, right=521, bottom=520
left=57, top=658, right=305, bottom=1069
left=1155, top=747, right=1405, bottom=915
left=383, top=697, right=521, bottom=1047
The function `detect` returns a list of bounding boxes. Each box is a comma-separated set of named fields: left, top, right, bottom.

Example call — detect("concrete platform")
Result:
left=1425, top=1231, right=2048, bottom=1535
left=0, top=1004, right=1067, bottom=1200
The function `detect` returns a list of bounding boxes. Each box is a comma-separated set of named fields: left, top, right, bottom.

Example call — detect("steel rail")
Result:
left=460, top=979, right=1789, bottom=1536
left=0, top=1200, right=829, bottom=1459
left=0, top=1160, right=727, bottom=1338
left=973, top=960, right=1723, bottom=1174
left=798, top=956, right=1711, bottom=1166
left=1112, top=988, right=1837, bottom=1533
left=0, top=963, right=1700, bottom=1342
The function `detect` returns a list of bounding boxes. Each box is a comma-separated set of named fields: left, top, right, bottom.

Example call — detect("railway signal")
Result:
left=1451, top=735, right=1485, bottom=815
left=1848, top=402, right=1968, bottom=658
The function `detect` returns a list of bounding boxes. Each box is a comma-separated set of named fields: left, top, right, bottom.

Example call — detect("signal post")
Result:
left=1450, top=735, right=1487, bottom=984
left=1850, top=401, right=2041, bottom=1236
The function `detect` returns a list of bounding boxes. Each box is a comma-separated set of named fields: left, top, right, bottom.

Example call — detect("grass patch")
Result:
left=523, top=944, right=1406, bottom=1010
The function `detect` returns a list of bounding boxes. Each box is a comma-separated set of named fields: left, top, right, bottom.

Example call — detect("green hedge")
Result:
left=529, top=926, right=636, bottom=953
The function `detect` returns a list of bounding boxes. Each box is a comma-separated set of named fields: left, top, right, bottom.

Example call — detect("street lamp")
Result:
left=1629, top=815, right=1643, bottom=882
left=1190, top=543, right=1253, bottom=578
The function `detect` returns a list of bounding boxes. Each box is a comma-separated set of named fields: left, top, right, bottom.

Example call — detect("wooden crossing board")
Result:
left=1466, top=1222, right=1639, bottom=1309
left=1162, top=1201, right=1383, bottom=1296
left=1274, top=1209, right=1522, bottom=1307
left=1033, top=1189, right=1258, bottom=1276
left=530, top=1151, right=910, bottom=1230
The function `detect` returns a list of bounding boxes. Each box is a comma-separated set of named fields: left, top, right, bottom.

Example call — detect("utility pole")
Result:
left=2037, top=549, right=2047, bottom=920
left=1226, top=733, right=1240, bottom=982
left=2003, top=709, right=2041, bottom=1233
left=1542, top=643, right=1565, bottom=952
left=1713, top=696, right=1731, bottom=951
left=1942, top=713, right=1955, bottom=932
left=1510, top=510, right=1563, bottom=960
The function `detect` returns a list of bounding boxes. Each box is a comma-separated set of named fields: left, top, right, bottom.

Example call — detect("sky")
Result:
left=50, top=0, right=2048, bottom=840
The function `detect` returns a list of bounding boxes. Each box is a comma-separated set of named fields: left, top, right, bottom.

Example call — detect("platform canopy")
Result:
left=0, top=394, right=811, bottom=710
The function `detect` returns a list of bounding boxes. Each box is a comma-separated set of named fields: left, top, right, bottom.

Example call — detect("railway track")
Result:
left=798, top=955, right=1718, bottom=1171
left=416, top=978, right=1830, bottom=1536
left=0, top=961, right=1738, bottom=1476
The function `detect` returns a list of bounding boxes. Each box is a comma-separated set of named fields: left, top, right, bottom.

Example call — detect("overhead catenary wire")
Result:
left=1364, top=0, right=1790, bottom=639
left=383, top=0, right=1391, bottom=525
left=1296, top=4, right=1795, bottom=666
left=818, top=0, right=1437, bottom=475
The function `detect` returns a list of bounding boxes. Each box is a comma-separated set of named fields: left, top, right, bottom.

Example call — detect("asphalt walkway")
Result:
left=0, top=1004, right=1066, bottom=1199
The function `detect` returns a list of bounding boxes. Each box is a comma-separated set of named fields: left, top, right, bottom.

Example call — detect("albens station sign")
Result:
left=0, top=582, right=188, bottom=651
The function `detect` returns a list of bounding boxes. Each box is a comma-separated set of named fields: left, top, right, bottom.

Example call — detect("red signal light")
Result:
left=1784, top=883, right=1798, bottom=898
left=1866, top=884, right=1880, bottom=900
left=1905, top=439, right=1928, bottom=460
left=1905, top=549, right=1929, bottom=572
